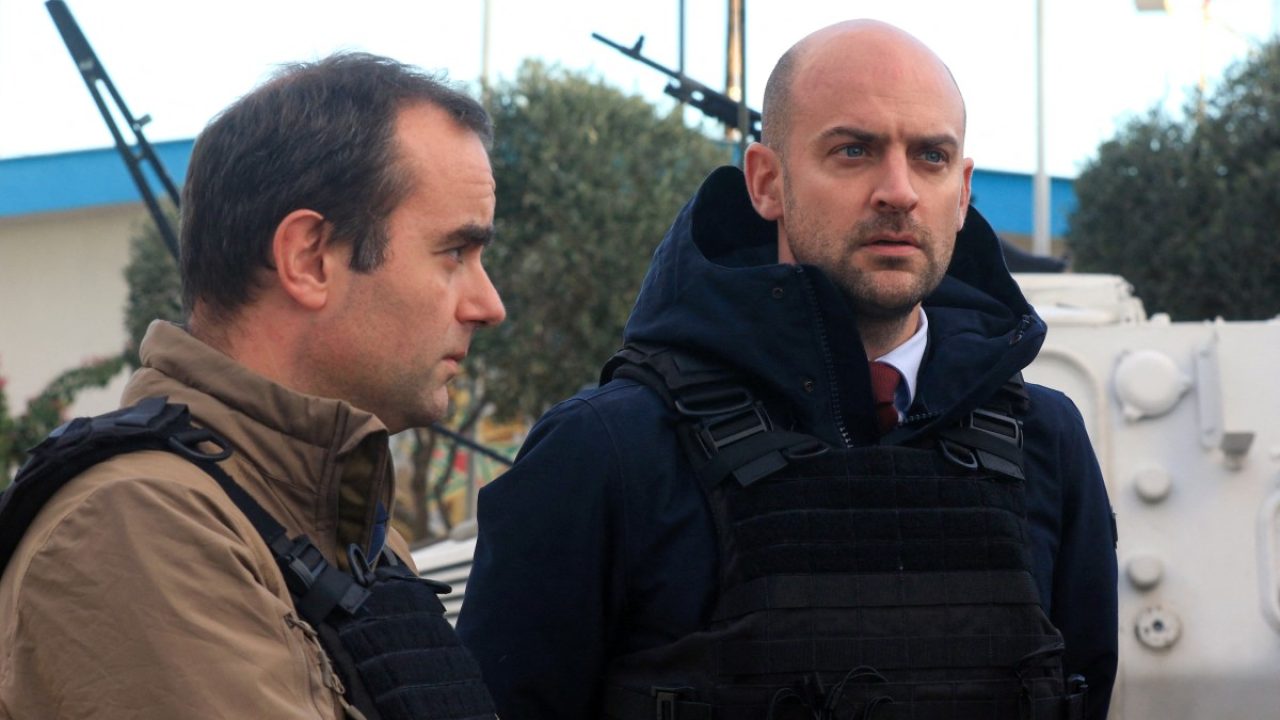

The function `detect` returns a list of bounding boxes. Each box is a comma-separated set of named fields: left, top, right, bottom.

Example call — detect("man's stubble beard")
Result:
left=781, top=182, right=950, bottom=322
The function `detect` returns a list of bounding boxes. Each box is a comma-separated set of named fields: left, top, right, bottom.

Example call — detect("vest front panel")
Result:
left=606, top=445, right=1072, bottom=720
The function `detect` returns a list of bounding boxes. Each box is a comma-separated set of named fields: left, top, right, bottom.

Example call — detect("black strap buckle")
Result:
left=969, top=407, right=1024, bottom=448
left=939, top=438, right=980, bottom=470
left=674, top=384, right=754, bottom=417
left=277, top=536, right=371, bottom=622
left=652, top=686, right=693, bottom=720
left=938, top=405, right=1026, bottom=480
left=694, top=403, right=772, bottom=457
left=278, top=536, right=329, bottom=596
left=166, top=427, right=233, bottom=462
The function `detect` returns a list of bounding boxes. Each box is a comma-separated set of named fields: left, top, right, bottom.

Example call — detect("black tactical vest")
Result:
left=0, top=397, right=496, bottom=720
left=600, top=346, right=1087, bottom=720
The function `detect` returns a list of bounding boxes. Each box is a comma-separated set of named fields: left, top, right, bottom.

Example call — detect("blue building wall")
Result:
left=969, top=167, right=1075, bottom=238
left=0, top=140, right=193, bottom=218
left=0, top=141, right=1074, bottom=237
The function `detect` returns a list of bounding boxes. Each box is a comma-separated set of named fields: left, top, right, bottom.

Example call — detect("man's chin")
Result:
left=387, top=394, right=450, bottom=433
left=841, top=278, right=929, bottom=320
left=424, top=388, right=454, bottom=426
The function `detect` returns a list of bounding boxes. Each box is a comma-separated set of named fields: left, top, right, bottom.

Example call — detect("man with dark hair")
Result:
left=0, top=53, right=504, bottom=719
left=459, top=20, right=1116, bottom=720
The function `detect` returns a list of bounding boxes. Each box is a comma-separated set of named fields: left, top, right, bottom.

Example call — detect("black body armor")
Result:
left=600, top=345, right=1087, bottom=720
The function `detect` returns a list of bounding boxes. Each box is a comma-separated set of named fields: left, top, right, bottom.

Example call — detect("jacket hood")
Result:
left=621, top=165, right=1045, bottom=446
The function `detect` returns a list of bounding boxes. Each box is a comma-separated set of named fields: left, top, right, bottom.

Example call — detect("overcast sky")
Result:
left=0, top=0, right=1274, bottom=176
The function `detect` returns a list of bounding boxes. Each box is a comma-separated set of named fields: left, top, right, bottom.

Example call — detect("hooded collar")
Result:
left=123, top=320, right=394, bottom=562
left=622, top=166, right=1045, bottom=447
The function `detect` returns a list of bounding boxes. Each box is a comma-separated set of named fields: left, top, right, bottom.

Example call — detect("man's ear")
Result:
left=271, top=209, right=339, bottom=311
left=956, top=157, right=975, bottom=230
left=743, top=142, right=784, bottom=221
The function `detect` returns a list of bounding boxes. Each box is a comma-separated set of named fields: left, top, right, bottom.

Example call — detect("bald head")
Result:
left=761, top=20, right=966, bottom=154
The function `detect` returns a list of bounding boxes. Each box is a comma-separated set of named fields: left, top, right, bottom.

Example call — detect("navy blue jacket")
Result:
left=458, top=167, right=1118, bottom=720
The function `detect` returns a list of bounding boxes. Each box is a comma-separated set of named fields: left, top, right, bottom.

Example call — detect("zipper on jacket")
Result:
left=285, top=611, right=348, bottom=698
left=798, top=270, right=852, bottom=448
left=901, top=410, right=940, bottom=426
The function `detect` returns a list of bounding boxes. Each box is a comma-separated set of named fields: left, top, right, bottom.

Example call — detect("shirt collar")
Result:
left=874, top=307, right=928, bottom=411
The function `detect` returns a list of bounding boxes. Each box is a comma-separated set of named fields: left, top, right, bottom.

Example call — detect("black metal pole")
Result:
left=46, top=0, right=181, bottom=260
left=429, top=423, right=514, bottom=467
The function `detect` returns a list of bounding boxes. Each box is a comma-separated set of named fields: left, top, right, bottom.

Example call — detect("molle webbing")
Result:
left=708, top=448, right=1060, bottom=681
left=329, top=568, right=497, bottom=719
left=605, top=446, right=1078, bottom=718
left=718, top=451, right=1030, bottom=582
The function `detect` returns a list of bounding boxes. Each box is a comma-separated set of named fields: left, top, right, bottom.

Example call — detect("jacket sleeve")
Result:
left=1033, top=390, right=1119, bottom=720
left=457, top=397, right=629, bottom=720
left=0, top=470, right=338, bottom=720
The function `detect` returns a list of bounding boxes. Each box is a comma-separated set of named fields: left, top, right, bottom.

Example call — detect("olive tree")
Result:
left=1070, top=40, right=1280, bottom=320
left=473, top=60, right=729, bottom=419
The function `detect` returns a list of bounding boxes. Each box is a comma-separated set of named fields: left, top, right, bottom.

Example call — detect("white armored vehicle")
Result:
left=1017, top=273, right=1280, bottom=720
left=415, top=273, right=1280, bottom=720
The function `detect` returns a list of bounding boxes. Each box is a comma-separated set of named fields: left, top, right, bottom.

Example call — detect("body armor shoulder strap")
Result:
left=933, top=372, right=1029, bottom=481
left=0, top=396, right=370, bottom=624
left=0, top=396, right=495, bottom=720
left=603, top=344, right=827, bottom=489
left=0, top=397, right=232, bottom=578
left=603, top=344, right=1028, bottom=486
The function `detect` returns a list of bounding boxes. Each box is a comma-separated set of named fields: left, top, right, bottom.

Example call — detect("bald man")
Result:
left=459, top=20, right=1117, bottom=720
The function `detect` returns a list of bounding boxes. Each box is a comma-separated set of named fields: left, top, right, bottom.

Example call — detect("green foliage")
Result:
left=473, top=61, right=730, bottom=419
left=0, top=374, right=14, bottom=485
left=123, top=209, right=184, bottom=367
left=1069, top=40, right=1280, bottom=320
left=0, top=355, right=125, bottom=485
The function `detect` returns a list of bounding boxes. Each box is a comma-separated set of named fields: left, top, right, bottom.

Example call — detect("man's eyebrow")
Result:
left=913, top=133, right=961, bottom=149
left=817, top=126, right=960, bottom=149
left=444, top=224, right=495, bottom=248
left=818, top=126, right=883, bottom=144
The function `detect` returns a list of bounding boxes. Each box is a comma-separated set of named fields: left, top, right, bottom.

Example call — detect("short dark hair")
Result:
left=180, top=52, right=491, bottom=321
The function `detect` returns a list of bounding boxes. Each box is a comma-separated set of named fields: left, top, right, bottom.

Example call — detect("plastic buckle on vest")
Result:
left=165, top=427, right=233, bottom=463
left=1064, top=675, right=1088, bottom=720
left=694, top=403, right=772, bottom=458
left=652, top=686, right=693, bottom=720
left=969, top=407, right=1024, bottom=448
left=940, top=407, right=1025, bottom=477
left=939, top=439, right=980, bottom=470
left=674, top=385, right=754, bottom=417
left=278, top=537, right=372, bottom=622
left=347, top=544, right=376, bottom=586
left=280, top=536, right=330, bottom=597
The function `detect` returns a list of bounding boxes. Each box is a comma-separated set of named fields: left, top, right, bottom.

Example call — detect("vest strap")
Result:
left=605, top=344, right=830, bottom=489
left=0, top=396, right=495, bottom=720
left=936, top=403, right=1026, bottom=481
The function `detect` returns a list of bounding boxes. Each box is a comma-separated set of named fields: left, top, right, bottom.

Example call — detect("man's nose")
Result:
left=461, top=264, right=506, bottom=327
left=870, top=154, right=919, bottom=213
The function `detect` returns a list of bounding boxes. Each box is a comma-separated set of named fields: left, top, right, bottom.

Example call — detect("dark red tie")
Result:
left=870, top=361, right=903, bottom=435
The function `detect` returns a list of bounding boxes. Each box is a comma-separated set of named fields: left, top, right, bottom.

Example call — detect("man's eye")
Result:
left=838, top=145, right=866, bottom=158
left=444, top=247, right=465, bottom=263
left=921, top=149, right=946, bottom=164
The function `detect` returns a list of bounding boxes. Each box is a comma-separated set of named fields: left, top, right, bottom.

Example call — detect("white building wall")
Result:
left=0, top=202, right=145, bottom=417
